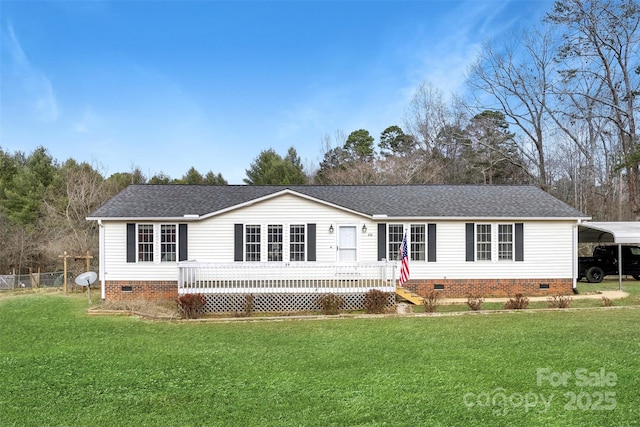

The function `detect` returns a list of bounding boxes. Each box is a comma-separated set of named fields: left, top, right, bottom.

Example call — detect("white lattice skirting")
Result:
left=202, top=293, right=396, bottom=313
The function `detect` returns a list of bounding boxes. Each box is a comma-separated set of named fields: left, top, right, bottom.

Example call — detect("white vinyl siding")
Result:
left=426, top=221, right=574, bottom=279
left=98, top=193, right=578, bottom=282
left=101, top=223, right=182, bottom=281
left=187, top=193, right=372, bottom=263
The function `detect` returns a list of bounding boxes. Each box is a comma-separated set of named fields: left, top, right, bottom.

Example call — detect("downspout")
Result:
left=98, top=220, right=106, bottom=300
left=573, top=220, right=580, bottom=294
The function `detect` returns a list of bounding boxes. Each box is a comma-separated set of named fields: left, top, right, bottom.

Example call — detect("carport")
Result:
left=577, top=221, right=640, bottom=291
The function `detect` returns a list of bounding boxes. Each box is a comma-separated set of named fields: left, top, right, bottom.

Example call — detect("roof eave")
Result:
left=86, top=216, right=201, bottom=222
left=372, top=216, right=590, bottom=221
left=87, top=215, right=591, bottom=222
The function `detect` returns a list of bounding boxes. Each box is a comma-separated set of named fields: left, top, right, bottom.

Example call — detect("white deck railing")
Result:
left=177, top=261, right=396, bottom=295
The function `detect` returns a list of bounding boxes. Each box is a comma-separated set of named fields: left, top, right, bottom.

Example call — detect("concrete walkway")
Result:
left=439, top=290, right=629, bottom=305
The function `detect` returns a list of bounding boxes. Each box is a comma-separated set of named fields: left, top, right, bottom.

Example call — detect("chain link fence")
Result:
left=0, top=272, right=65, bottom=291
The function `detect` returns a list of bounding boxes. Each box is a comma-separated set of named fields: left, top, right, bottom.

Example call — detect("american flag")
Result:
left=398, top=232, right=410, bottom=286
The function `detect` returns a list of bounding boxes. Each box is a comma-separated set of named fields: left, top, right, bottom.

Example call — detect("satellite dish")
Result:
left=75, top=271, right=97, bottom=304
left=75, top=271, right=97, bottom=287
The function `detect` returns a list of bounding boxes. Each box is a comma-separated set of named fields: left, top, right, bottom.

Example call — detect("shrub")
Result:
left=318, top=293, right=344, bottom=315
left=548, top=295, right=572, bottom=309
left=504, top=293, right=529, bottom=310
left=601, top=296, right=613, bottom=307
left=176, top=294, right=206, bottom=319
left=466, top=294, right=484, bottom=311
left=423, top=290, right=441, bottom=313
left=363, top=289, right=391, bottom=314
left=234, top=294, right=254, bottom=317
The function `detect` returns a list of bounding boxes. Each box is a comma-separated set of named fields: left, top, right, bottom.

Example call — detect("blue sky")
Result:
left=1, top=0, right=553, bottom=184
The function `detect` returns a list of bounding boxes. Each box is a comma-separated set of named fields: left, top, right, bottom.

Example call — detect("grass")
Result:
left=411, top=278, right=640, bottom=313
left=1, top=288, right=639, bottom=426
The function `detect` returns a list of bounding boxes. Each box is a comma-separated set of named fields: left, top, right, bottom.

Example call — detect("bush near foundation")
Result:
left=176, top=294, right=206, bottom=319
left=504, top=293, right=529, bottom=310
left=243, top=294, right=254, bottom=317
left=423, top=290, right=441, bottom=313
left=548, top=294, right=572, bottom=309
left=363, top=289, right=391, bottom=314
left=318, top=293, right=344, bottom=315
left=466, top=294, right=484, bottom=311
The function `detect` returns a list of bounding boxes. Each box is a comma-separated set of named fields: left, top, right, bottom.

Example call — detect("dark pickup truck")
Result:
left=578, top=245, right=640, bottom=283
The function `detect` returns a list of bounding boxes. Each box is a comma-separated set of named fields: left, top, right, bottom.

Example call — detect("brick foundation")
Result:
left=104, top=278, right=574, bottom=303
left=404, top=278, right=573, bottom=298
left=105, top=280, right=178, bottom=302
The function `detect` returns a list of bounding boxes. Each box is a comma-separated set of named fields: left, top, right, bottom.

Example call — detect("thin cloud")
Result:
left=4, top=24, right=59, bottom=122
left=72, top=107, right=99, bottom=134
left=401, top=1, right=542, bottom=104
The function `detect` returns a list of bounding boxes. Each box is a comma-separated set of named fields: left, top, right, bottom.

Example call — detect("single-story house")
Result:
left=87, top=184, right=589, bottom=312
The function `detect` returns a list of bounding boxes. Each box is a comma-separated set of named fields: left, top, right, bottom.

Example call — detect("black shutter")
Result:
left=378, top=223, right=387, bottom=261
left=234, top=224, right=243, bottom=262
left=428, top=223, right=437, bottom=262
left=307, top=223, right=316, bottom=261
left=178, top=223, right=188, bottom=261
left=126, top=223, right=136, bottom=263
left=515, top=222, right=524, bottom=262
left=465, top=223, right=475, bottom=262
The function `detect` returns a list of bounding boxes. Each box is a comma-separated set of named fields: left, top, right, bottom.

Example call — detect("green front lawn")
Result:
left=1, top=292, right=639, bottom=426
left=427, top=279, right=640, bottom=312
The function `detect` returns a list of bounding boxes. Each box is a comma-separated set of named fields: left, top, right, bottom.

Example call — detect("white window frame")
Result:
left=476, top=223, right=492, bottom=261
left=388, top=224, right=404, bottom=261
left=243, top=223, right=309, bottom=262
left=389, top=223, right=430, bottom=262
left=473, top=223, right=517, bottom=262
left=289, top=224, right=306, bottom=262
left=245, top=224, right=261, bottom=262
left=410, top=224, right=426, bottom=261
left=498, top=223, right=514, bottom=261
left=267, top=224, right=283, bottom=262
left=160, top=224, right=177, bottom=262
left=137, top=224, right=154, bottom=262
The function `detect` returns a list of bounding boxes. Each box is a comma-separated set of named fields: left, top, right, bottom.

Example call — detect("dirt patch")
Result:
left=89, top=298, right=180, bottom=319
left=0, top=288, right=62, bottom=301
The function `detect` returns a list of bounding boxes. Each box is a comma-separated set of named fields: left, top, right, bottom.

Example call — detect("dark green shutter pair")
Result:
left=126, top=223, right=188, bottom=262
left=465, top=223, right=524, bottom=262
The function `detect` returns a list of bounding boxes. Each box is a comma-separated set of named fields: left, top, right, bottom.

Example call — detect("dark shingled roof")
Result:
left=87, top=184, right=587, bottom=219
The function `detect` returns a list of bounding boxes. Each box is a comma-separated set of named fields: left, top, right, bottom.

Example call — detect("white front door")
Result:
left=338, top=226, right=357, bottom=262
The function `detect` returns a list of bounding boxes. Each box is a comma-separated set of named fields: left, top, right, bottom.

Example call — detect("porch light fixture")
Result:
left=362, top=224, right=367, bottom=233
left=329, top=225, right=334, bottom=233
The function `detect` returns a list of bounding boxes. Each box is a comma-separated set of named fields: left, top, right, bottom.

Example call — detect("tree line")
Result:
left=311, top=0, right=639, bottom=222
left=0, top=147, right=230, bottom=274
left=1, top=0, right=638, bottom=274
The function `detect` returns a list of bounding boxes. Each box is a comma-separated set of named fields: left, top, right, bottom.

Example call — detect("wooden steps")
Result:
left=395, top=286, right=423, bottom=305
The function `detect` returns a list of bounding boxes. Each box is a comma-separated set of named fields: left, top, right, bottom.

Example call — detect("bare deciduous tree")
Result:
left=546, top=0, right=640, bottom=219
left=466, top=25, right=558, bottom=190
